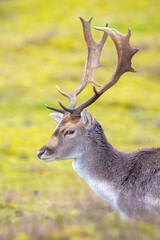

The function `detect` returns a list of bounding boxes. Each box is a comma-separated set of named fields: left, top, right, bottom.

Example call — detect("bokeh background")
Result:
left=0, top=0, right=160, bottom=239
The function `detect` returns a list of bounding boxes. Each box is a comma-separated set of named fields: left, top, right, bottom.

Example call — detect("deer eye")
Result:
left=64, top=129, right=75, bottom=136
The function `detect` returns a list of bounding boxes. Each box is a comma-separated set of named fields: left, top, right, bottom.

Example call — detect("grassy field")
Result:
left=0, top=0, right=160, bottom=239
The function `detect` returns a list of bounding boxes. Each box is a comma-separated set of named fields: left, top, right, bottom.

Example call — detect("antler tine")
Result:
left=45, top=104, right=65, bottom=114
left=70, top=26, right=138, bottom=114
left=50, top=17, right=108, bottom=112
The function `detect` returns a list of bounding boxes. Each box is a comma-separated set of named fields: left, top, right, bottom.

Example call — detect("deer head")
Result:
left=37, top=17, right=138, bottom=161
left=37, top=109, right=96, bottom=161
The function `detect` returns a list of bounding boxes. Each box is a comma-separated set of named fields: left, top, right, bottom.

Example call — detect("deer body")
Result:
left=37, top=17, right=160, bottom=222
left=72, top=118, right=160, bottom=221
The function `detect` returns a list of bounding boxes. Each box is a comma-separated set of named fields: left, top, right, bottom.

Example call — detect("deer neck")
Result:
left=72, top=121, right=124, bottom=184
left=72, top=121, right=124, bottom=209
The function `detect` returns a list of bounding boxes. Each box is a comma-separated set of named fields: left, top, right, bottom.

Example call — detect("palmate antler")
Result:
left=46, top=17, right=138, bottom=115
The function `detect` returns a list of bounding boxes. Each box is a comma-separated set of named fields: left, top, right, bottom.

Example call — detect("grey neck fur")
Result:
left=73, top=121, right=125, bottom=183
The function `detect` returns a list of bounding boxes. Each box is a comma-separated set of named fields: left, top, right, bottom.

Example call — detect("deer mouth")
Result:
left=37, top=150, right=55, bottom=162
left=40, top=155, right=56, bottom=162
left=42, top=157, right=55, bottom=162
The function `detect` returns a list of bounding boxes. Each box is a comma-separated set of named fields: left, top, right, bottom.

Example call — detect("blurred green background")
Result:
left=0, top=0, right=160, bottom=239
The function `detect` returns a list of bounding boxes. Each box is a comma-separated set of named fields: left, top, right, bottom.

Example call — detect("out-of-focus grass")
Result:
left=0, top=0, right=160, bottom=239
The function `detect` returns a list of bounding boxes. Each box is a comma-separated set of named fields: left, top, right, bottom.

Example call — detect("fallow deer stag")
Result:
left=37, top=17, right=160, bottom=222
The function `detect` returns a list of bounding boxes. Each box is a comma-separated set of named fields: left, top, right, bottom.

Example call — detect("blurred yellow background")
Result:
left=0, top=0, right=160, bottom=239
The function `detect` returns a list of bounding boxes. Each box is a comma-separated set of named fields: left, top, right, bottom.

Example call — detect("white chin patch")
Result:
left=42, top=157, right=55, bottom=162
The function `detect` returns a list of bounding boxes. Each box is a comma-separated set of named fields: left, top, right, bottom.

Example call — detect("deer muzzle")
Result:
left=37, top=150, right=45, bottom=159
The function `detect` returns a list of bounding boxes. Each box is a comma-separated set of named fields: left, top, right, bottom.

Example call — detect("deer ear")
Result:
left=49, top=113, right=63, bottom=123
left=81, top=109, right=95, bottom=129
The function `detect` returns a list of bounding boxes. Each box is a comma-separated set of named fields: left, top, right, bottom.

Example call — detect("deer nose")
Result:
left=37, top=150, right=45, bottom=159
